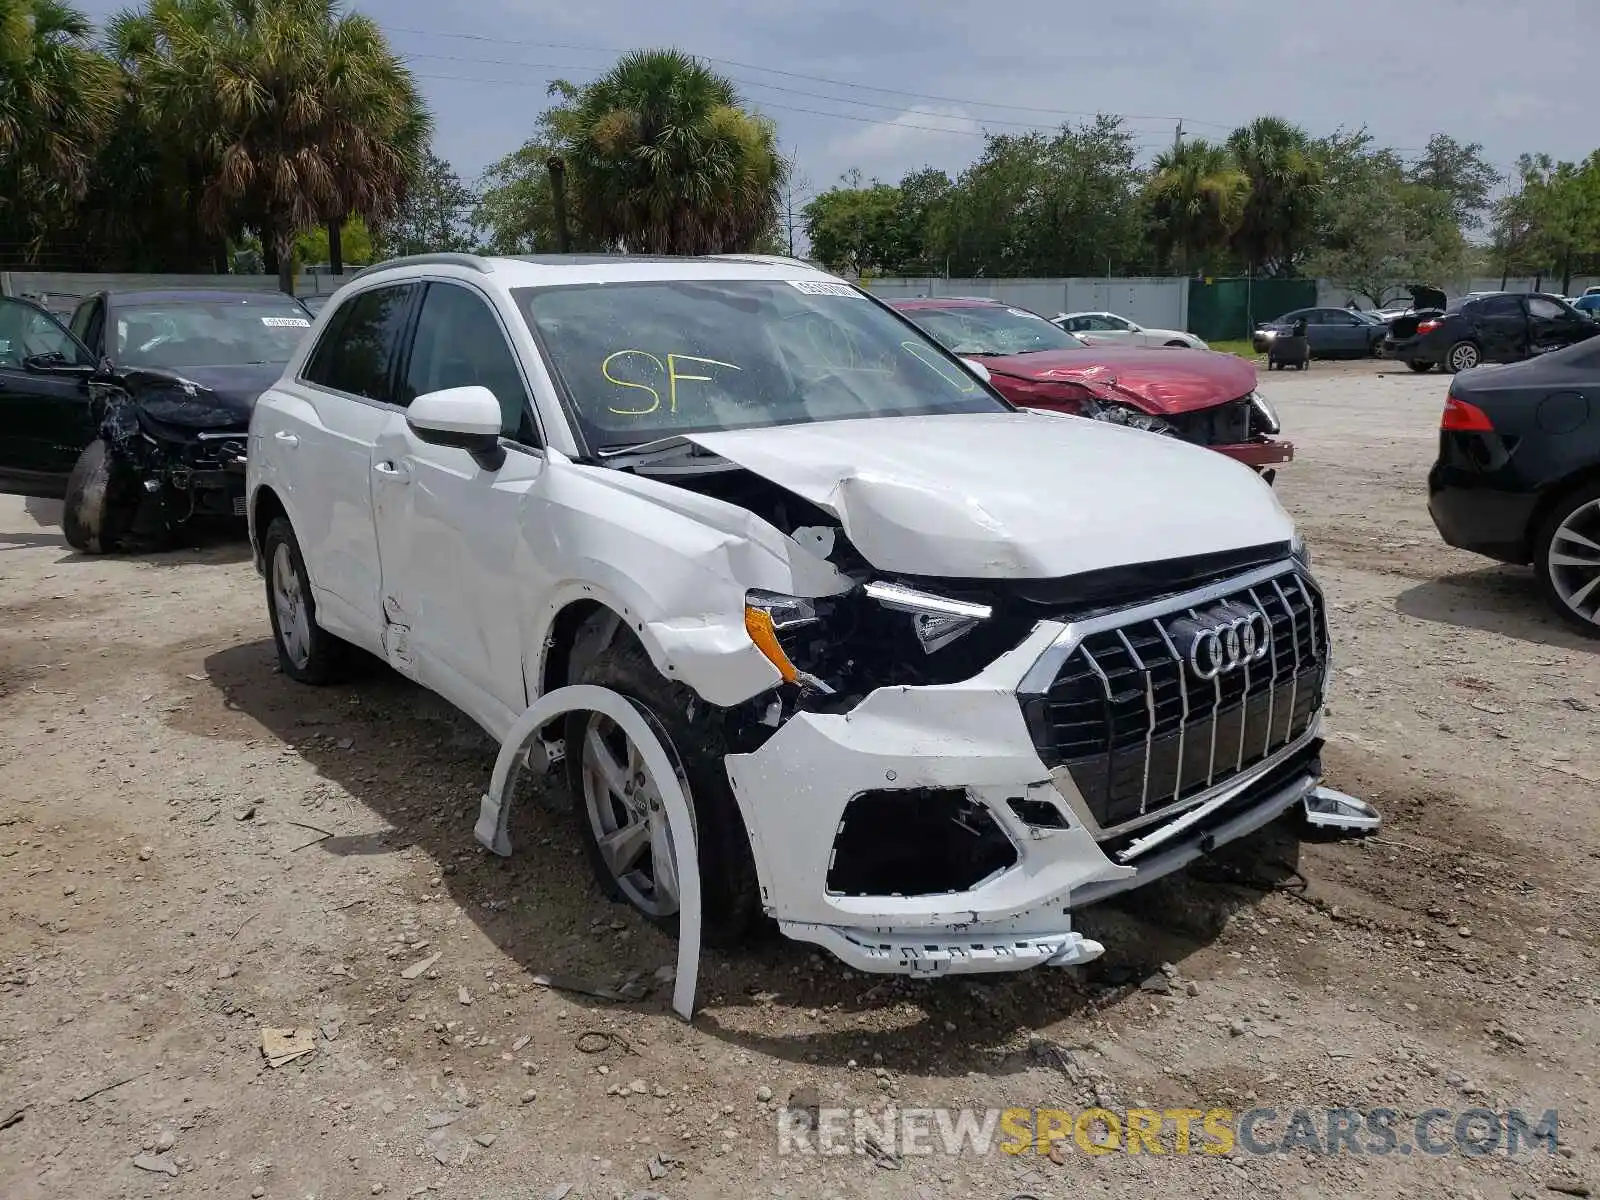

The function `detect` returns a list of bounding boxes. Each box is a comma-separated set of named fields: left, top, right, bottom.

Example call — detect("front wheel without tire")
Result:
left=566, top=634, right=762, bottom=948
left=1534, top=481, right=1600, bottom=637
left=61, top=438, right=140, bottom=554
left=261, top=517, right=346, bottom=683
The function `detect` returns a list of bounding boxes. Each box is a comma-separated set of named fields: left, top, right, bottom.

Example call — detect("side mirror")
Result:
left=959, top=357, right=991, bottom=383
left=407, top=385, right=505, bottom=466
left=23, top=353, right=95, bottom=377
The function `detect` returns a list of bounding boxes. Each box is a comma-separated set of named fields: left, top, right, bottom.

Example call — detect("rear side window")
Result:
left=401, top=282, right=537, bottom=442
left=302, top=284, right=416, bottom=402
left=1476, top=295, right=1522, bottom=317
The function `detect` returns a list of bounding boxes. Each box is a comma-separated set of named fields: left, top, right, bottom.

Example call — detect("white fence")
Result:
left=863, top=276, right=1191, bottom=331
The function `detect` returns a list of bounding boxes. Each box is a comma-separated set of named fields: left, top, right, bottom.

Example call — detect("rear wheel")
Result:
left=61, top=438, right=139, bottom=554
left=1443, top=340, right=1480, bottom=373
left=1534, top=481, right=1600, bottom=637
left=261, top=516, right=346, bottom=683
left=566, top=632, right=762, bottom=948
left=1407, top=360, right=1434, bottom=373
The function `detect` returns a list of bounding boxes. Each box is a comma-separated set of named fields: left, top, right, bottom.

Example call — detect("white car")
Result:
left=1052, top=311, right=1208, bottom=349
left=246, top=252, right=1375, bottom=978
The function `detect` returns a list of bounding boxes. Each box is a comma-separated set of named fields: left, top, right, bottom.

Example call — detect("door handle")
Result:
left=373, top=460, right=409, bottom=483
left=274, top=431, right=298, bottom=447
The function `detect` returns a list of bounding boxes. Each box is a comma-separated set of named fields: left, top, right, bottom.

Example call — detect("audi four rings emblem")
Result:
left=1185, top=607, right=1270, bottom=679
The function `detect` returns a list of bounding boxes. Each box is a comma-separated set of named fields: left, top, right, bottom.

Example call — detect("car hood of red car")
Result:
left=979, top=346, right=1257, bottom=414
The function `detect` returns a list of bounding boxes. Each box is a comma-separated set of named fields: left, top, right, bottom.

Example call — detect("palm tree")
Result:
left=111, top=0, right=430, bottom=291
left=1226, top=116, right=1322, bottom=275
left=563, top=48, right=787, bottom=255
left=1144, top=138, right=1247, bottom=274
left=0, top=0, right=118, bottom=263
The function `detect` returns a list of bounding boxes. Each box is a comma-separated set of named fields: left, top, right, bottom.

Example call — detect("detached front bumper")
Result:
left=724, top=560, right=1375, bottom=977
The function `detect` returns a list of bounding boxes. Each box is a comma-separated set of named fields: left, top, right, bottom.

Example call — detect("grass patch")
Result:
left=1208, top=339, right=1264, bottom=361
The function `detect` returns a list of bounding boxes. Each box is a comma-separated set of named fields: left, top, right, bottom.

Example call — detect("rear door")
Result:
left=1470, top=294, right=1529, bottom=361
left=0, top=297, right=99, bottom=495
left=283, top=282, right=419, bottom=636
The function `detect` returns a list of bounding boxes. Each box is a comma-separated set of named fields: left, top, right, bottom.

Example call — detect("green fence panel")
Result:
left=1187, top=278, right=1317, bottom=343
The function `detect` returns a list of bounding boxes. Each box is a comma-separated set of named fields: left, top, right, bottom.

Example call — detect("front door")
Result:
left=0, top=298, right=98, bottom=496
left=370, top=280, right=548, bottom=730
left=1526, top=296, right=1596, bottom=356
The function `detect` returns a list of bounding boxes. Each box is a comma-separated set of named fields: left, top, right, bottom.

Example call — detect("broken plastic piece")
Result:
left=476, top=684, right=702, bottom=1021
left=1301, top=786, right=1381, bottom=834
left=260, top=1027, right=316, bottom=1067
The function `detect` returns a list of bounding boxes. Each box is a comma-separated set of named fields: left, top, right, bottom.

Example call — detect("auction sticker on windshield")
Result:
left=786, top=280, right=861, bottom=298
left=262, top=316, right=311, bottom=327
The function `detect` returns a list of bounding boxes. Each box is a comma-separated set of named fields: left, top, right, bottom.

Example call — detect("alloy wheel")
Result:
left=579, top=711, right=682, bottom=917
left=1448, top=342, right=1479, bottom=371
left=1548, top=499, right=1600, bottom=626
left=271, top=543, right=312, bottom=669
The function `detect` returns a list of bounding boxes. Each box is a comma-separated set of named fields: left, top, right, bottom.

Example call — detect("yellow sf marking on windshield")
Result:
left=666, top=354, right=740, bottom=412
left=601, top=349, right=664, bottom=415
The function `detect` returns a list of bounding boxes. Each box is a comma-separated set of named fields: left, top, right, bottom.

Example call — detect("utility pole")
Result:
left=1172, top=119, right=1183, bottom=156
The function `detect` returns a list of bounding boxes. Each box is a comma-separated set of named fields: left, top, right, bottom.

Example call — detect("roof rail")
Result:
left=352, top=252, right=494, bottom=280
left=713, top=253, right=816, bottom=268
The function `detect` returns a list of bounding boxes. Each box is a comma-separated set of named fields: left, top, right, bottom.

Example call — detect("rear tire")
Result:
left=1407, top=361, right=1434, bottom=373
left=565, top=632, right=762, bottom=948
left=261, top=516, right=346, bottom=683
left=61, top=438, right=139, bottom=554
left=1533, top=481, right=1600, bottom=638
left=1443, top=340, right=1480, bottom=374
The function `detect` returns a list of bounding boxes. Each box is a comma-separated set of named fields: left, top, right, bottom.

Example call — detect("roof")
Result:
left=349, top=252, right=841, bottom=290
left=886, top=296, right=1006, bottom=310
left=106, top=289, right=306, bottom=306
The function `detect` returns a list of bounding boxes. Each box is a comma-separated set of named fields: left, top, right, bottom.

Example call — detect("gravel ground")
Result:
left=2, top=360, right=1596, bottom=1200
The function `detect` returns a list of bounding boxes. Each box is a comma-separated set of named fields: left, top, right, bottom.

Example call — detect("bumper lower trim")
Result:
left=778, top=922, right=1106, bottom=976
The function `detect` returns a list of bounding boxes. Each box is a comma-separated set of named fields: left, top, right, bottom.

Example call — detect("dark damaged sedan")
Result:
left=0, top=289, right=312, bottom=552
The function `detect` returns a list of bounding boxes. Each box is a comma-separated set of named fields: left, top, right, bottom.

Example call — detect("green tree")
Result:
left=296, top=213, right=372, bottom=267
left=1308, top=130, right=1466, bottom=307
left=0, top=0, right=118, bottom=265
left=113, top=0, right=430, bottom=291
left=802, top=173, right=918, bottom=276
left=1405, top=133, right=1500, bottom=231
left=378, top=148, right=476, bottom=258
left=562, top=48, right=786, bottom=254
left=1144, top=137, right=1247, bottom=274
left=1226, top=116, right=1322, bottom=275
left=1520, top=153, right=1600, bottom=295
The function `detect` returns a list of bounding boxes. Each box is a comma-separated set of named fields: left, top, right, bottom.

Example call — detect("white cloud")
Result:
left=812, top=105, right=982, bottom=186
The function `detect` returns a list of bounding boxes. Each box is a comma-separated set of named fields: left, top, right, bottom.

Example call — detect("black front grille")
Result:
left=1019, top=568, right=1327, bottom=831
left=1168, top=394, right=1256, bottom=446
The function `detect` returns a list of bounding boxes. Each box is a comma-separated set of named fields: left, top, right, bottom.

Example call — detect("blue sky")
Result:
left=76, top=0, right=1598, bottom=206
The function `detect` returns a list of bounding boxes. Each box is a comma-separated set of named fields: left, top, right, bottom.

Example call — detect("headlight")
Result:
left=1290, top=531, right=1310, bottom=567
left=1249, top=390, right=1281, bottom=435
left=864, top=580, right=992, bottom=653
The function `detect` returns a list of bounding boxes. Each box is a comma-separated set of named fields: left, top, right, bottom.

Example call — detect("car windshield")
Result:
left=114, top=298, right=312, bottom=368
left=515, top=279, right=1010, bottom=450
left=904, top=304, right=1085, bottom=356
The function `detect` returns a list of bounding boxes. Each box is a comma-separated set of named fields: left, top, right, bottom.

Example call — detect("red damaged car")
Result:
left=891, top=297, right=1292, bottom=478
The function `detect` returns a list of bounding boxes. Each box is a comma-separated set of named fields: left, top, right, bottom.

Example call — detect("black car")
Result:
left=1427, top=336, right=1600, bottom=634
left=1386, top=291, right=1599, bottom=374
left=1251, top=307, right=1388, bottom=358
left=0, top=288, right=312, bottom=552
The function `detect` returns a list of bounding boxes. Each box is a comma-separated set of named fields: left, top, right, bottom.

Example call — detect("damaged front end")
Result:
left=96, top=371, right=252, bottom=542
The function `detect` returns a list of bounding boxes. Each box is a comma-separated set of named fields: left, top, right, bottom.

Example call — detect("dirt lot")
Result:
left=2, top=359, right=1597, bottom=1200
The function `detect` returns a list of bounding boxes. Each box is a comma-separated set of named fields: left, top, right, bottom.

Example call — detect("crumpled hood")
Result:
left=122, top=363, right=282, bottom=430
left=685, top=411, right=1292, bottom=578
left=981, top=347, right=1256, bottom=415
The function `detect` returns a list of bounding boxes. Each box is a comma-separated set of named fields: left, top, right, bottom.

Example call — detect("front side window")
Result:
left=113, top=297, right=312, bottom=369
left=1099, top=314, right=1134, bottom=331
left=403, top=283, right=536, bottom=442
left=302, top=284, right=416, bottom=402
left=0, top=299, right=91, bottom=368
left=904, top=304, right=1087, bottom=356
left=1527, top=296, right=1569, bottom=320
left=517, top=279, right=1010, bottom=450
